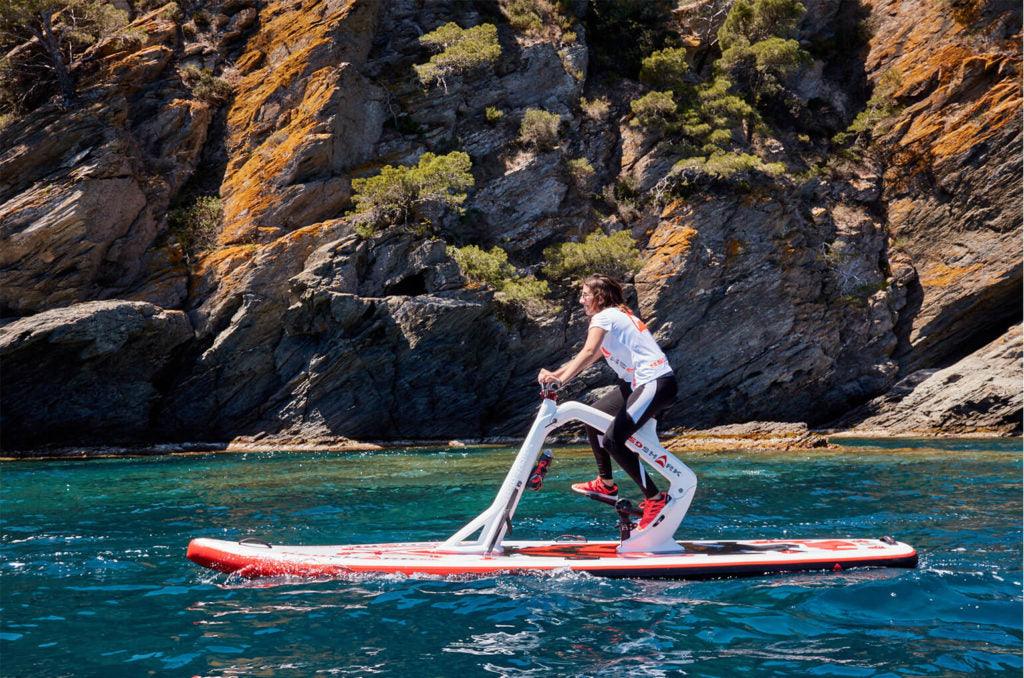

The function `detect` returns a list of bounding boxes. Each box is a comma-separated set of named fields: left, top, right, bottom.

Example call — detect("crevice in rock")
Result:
left=384, top=272, right=428, bottom=297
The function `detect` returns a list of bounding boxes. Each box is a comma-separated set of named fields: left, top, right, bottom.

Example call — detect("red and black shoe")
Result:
left=638, top=492, right=669, bottom=529
left=571, top=477, right=618, bottom=497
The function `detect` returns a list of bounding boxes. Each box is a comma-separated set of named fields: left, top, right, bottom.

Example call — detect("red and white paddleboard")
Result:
left=186, top=390, right=919, bottom=581
left=187, top=536, right=917, bottom=580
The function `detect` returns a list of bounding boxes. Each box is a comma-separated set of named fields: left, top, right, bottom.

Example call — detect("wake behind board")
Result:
left=187, top=536, right=917, bottom=580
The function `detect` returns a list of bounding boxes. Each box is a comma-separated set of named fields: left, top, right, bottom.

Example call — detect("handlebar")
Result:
left=539, top=381, right=560, bottom=400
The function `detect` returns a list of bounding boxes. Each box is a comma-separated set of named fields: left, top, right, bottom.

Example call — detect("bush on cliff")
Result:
left=715, top=0, right=810, bottom=112
left=449, top=244, right=551, bottom=311
left=543, top=230, right=642, bottom=280
left=519, top=108, right=561, bottom=149
left=677, top=76, right=759, bottom=155
left=168, top=195, right=222, bottom=265
left=718, top=0, right=806, bottom=50
left=630, top=90, right=676, bottom=129
left=449, top=244, right=514, bottom=288
left=485, top=106, right=504, bottom=124
left=179, top=66, right=232, bottom=103
left=567, top=157, right=595, bottom=190
left=673, top=152, right=785, bottom=181
left=499, top=276, right=552, bottom=313
left=639, top=47, right=691, bottom=96
left=415, top=22, right=501, bottom=93
left=350, top=151, right=474, bottom=236
left=580, top=96, right=611, bottom=120
left=503, top=0, right=574, bottom=40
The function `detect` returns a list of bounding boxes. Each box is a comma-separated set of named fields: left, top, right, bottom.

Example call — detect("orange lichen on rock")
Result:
left=219, top=0, right=359, bottom=245
left=931, top=77, right=1022, bottom=158
left=131, top=4, right=179, bottom=45
left=660, top=199, right=686, bottom=219
left=725, top=238, right=744, bottom=258
left=639, top=215, right=698, bottom=282
left=894, top=44, right=972, bottom=99
left=195, top=244, right=258, bottom=278
left=918, top=262, right=985, bottom=288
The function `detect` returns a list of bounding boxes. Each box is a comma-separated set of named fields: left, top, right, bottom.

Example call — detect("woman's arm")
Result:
left=538, top=326, right=606, bottom=385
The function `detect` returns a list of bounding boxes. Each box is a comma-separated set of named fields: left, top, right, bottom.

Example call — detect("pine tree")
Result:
left=0, top=0, right=129, bottom=110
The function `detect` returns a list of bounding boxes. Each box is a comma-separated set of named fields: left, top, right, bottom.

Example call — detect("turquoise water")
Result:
left=1, top=438, right=1021, bottom=676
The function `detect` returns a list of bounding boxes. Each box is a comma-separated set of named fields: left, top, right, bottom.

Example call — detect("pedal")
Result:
left=578, top=490, right=642, bottom=516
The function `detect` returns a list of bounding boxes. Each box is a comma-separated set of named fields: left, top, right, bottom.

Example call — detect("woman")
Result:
left=537, top=275, right=678, bottom=530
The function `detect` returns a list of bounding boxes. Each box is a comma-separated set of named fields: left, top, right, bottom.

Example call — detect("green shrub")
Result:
left=629, top=90, right=676, bottom=128
left=505, top=0, right=544, bottom=34
left=0, top=0, right=130, bottom=110
left=449, top=244, right=553, bottom=311
left=567, top=157, right=595, bottom=188
left=717, top=0, right=806, bottom=51
left=519, top=108, right=561, bottom=149
left=581, top=96, right=611, bottom=120
left=180, top=66, right=232, bottom=103
left=718, top=36, right=809, bottom=105
left=673, top=152, right=785, bottom=180
left=485, top=106, right=505, bottom=124
left=350, top=151, right=474, bottom=234
left=448, top=244, right=514, bottom=288
left=543, top=230, right=642, bottom=280
left=498, top=275, right=551, bottom=309
left=168, top=196, right=222, bottom=264
left=639, top=47, right=691, bottom=95
left=677, top=77, right=757, bottom=152
left=415, top=22, right=501, bottom=93
left=715, top=0, right=810, bottom=109
left=504, top=0, right=575, bottom=38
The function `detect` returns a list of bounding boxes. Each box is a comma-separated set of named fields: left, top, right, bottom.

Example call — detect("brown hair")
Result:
left=581, top=275, right=626, bottom=311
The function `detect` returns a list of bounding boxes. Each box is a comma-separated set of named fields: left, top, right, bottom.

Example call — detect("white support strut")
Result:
left=441, top=395, right=698, bottom=555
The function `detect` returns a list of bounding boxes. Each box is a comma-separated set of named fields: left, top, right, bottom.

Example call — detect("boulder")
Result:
left=0, top=301, right=193, bottom=448
left=832, top=324, right=1023, bottom=435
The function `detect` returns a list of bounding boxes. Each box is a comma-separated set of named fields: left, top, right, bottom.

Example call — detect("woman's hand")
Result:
left=537, top=368, right=560, bottom=385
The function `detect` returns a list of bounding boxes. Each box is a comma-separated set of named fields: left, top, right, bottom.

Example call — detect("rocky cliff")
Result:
left=1, top=0, right=1020, bottom=450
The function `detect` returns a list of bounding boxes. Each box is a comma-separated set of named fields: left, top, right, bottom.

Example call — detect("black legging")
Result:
left=586, top=375, right=679, bottom=499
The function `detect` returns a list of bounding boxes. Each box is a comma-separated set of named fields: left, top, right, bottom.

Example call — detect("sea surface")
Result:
left=1, top=438, right=1021, bottom=676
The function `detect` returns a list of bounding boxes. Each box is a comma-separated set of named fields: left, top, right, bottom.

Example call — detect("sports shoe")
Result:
left=571, top=477, right=618, bottom=497
left=638, top=492, right=669, bottom=529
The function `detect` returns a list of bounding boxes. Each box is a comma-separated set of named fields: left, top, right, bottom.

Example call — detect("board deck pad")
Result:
left=187, top=537, right=918, bottom=580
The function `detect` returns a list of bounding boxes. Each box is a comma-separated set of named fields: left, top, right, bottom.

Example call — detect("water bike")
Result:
left=187, top=385, right=917, bottom=579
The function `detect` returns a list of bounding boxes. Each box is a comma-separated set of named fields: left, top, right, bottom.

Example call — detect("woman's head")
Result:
left=580, top=275, right=625, bottom=315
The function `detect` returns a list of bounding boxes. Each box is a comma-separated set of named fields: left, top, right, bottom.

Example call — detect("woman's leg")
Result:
left=585, top=381, right=630, bottom=481
left=602, top=376, right=679, bottom=498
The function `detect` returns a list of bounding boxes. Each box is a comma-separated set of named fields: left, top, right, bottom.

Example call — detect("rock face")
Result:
left=834, top=324, right=1022, bottom=435
left=636, top=190, right=900, bottom=427
left=0, top=0, right=1019, bottom=449
left=0, top=6, right=212, bottom=316
left=864, top=0, right=1022, bottom=373
left=0, top=301, right=193, bottom=448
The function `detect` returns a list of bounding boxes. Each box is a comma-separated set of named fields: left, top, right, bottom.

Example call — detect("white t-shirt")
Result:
left=589, top=306, right=673, bottom=388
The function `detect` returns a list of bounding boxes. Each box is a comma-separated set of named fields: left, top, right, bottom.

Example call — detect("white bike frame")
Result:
left=441, top=392, right=697, bottom=554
